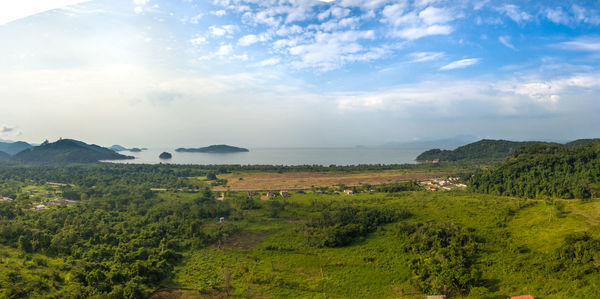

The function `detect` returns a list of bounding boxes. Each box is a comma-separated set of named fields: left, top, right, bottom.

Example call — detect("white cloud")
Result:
left=394, top=24, right=453, bottom=40
left=215, top=44, right=233, bottom=56
left=557, top=37, right=600, bottom=52
left=0, top=0, right=90, bottom=25
left=209, top=25, right=237, bottom=37
left=339, top=0, right=390, bottom=10
left=408, top=51, right=444, bottom=62
left=545, top=7, right=570, bottom=25
left=383, top=5, right=456, bottom=40
left=497, top=4, right=531, bottom=23
left=133, top=0, right=149, bottom=5
left=211, top=10, right=227, bottom=17
left=190, top=13, right=203, bottom=24
left=238, top=33, right=270, bottom=46
left=287, top=30, right=378, bottom=70
left=189, top=37, right=207, bottom=45
left=440, top=58, right=480, bottom=70
left=253, top=57, right=281, bottom=67
left=134, top=6, right=143, bottom=14
left=419, top=6, right=453, bottom=25
left=498, top=36, right=516, bottom=50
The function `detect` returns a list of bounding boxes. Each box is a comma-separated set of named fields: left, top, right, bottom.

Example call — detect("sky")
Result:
left=0, top=0, right=599, bottom=148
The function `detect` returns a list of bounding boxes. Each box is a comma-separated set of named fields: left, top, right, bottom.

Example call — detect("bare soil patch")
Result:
left=210, top=230, right=272, bottom=250
left=213, top=170, right=449, bottom=191
left=148, top=287, right=218, bottom=299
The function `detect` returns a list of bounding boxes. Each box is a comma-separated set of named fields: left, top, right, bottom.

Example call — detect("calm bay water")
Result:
left=104, top=147, right=427, bottom=166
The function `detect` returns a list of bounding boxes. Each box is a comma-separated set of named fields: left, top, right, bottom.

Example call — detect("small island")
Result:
left=175, top=144, right=249, bottom=153
left=110, top=145, right=146, bottom=152
left=159, top=152, right=172, bottom=159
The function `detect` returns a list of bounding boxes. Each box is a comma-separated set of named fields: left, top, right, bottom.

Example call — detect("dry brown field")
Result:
left=212, top=170, right=450, bottom=191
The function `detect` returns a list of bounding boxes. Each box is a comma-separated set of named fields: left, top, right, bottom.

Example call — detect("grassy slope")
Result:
left=168, top=191, right=600, bottom=298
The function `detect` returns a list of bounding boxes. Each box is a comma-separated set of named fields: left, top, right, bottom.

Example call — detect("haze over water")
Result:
left=104, top=147, right=428, bottom=166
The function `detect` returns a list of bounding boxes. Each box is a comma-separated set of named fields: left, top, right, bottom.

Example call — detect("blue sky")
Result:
left=0, top=0, right=599, bottom=147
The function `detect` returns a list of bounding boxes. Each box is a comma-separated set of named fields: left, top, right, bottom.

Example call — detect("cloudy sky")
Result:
left=0, top=0, right=599, bottom=147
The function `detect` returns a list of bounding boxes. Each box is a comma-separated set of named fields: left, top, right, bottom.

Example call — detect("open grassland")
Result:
left=168, top=191, right=600, bottom=298
left=212, top=170, right=451, bottom=191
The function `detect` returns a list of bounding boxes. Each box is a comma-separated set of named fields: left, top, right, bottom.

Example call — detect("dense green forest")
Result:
left=416, top=139, right=547, bottom=162
left=469, top=140, right=600, bottom=199
left=0, top=162, right=599, bottom=298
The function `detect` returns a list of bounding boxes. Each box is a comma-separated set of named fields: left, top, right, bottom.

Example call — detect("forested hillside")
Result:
left=1, top=163, right=600, bottom=298
left=469, top=141, right=600, bottom=199
left=0, top=141, right=32, bottom=155
left=0, top=151, right=9, bottom=161
left=13, top=139, right=133, bottom=163
left=416, top=139, right=546, bottom=162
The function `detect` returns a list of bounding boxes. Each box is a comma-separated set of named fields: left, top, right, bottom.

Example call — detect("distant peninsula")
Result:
left=110, top=145, right=146, bottom=152
left=175, top=144, right=249, bottom=153
left=14, top=139, right=134, bottom=163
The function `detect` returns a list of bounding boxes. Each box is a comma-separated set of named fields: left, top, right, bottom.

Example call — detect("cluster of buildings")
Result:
left=264, top=190, right=289, bottom=199
left=0, top=194, right=13, bottom=202
left=32, top=198, right=78, bottom=211
left=419, top=177, right=467, bottom=191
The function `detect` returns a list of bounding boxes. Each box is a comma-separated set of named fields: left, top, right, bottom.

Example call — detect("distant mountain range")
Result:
left=380, top=135, right=480, bottom=149
left=0, top=151, right=10, bottom=161
left=176, top=144, right=249, bottom=153
left=0, top=141, right=33, bottom=155
left=13, top=139, right=133, bottom=163
left=416, top=138, right=600, bottom=163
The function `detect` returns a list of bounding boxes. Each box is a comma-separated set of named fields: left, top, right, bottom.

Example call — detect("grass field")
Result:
left=165, top=191, right=600, bottom=298
left=212, top=170, right=452, bottom=191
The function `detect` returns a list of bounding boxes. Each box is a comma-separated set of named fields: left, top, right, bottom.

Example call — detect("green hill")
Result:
left=176, top=144, right=249, bottom=153
left=416, top=139, right=547, bottom=162
left=565, top=138, right=600, bottom=147
left=0, top=151, right=10, bottom=160
left=469, top=140, right=600, bottom=199
left=13, top=139, right=134, bottom=163
left=0, top=141, right=33, bottom=155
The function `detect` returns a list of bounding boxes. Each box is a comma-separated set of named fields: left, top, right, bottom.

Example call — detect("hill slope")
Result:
left=416, top=139, right=548, bottom=162
left=176, top=144, right=249, bottom=153
left=469, top=141, right=600, bottom=199
left=0, top=141, right=33, bottom=155
left=14, top=139, right=134, bottom=163
left=0, top=151, right=10, bottom=160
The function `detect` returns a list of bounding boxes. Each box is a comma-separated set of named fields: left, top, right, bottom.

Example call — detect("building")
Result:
left=511, top=295, right=534, bottom=299
left=247, top=191, right=256, bottom=196
left=280, top=190, right=289, bottom=197
left=426, top=296, right=446, bottom=299
left=266, top=191, right=276, bottom=198
left=34, top=204, right=47, bottom=211
left=344, top=189, right=354, bottom=195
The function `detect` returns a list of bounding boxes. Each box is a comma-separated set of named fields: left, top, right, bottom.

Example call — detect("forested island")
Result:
left=0, top=138, right=599, bottom=298
left=110, top=145, right=145, bottom=152
left=12, top=139, right=133, bottom=163
left=176, top=144, right=249, bottom=153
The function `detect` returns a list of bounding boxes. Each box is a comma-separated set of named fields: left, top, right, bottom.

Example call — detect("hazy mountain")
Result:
left=416, top=139, right=551, bottom=162
left=176, top=144, right=249, bottom=153
left=564, top=138, right=600, bottom=147
left=0, top=141, right=33, bottom=155
left=110, top=145, right=145, bottom=152
left=0, top=151, right=10, bottom=160
left=381, top=135, right=479, bottom=149
left=14, top=139, right=134, bottom=163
